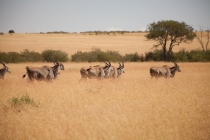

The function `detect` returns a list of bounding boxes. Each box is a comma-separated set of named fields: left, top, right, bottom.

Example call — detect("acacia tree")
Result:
left=8, top=30, right=15, bottom=33
left=145, top=20, right=196, bottom=61
left=196, top=26, right=209, bottom=54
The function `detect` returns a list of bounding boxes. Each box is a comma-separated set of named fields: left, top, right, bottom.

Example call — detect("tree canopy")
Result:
left=8, top=30, right=15, bottom=33
left=145, top=20, right=196, bottom=61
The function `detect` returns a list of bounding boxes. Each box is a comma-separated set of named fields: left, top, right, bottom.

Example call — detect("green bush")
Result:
left=173, top=49, right=188, bottom=62
left=0, top=49, right=68, bottom=63
left=71, top=48, right=122, bottom=62
left=10, top=94, right=39, bottom=107
left=188, top=50, right=210, bottom=62
left=7, top=52, right=25, bottom=62
left=20, top=49, right=43, bottom=62
left=123, top=52, right=144, bottom=62
left=71, top=51, right=88, bottom=62
left=173, top=49, right=210, bottom=62
left=105, top=50, right=122, bottom=62
left=0, top=48, right=210, bottom=63
left=0, top=52, right=24, bottom=63
left=0, top=50, right=43, bottom=63
left=204, top=50, right=210, bottom=61
left=0, top=52, right=8, bottom=62
left=42, top=50, right=69, bottom=62
left=145, top=49, right=163, bottom=61
left=71, top=48, right=210, bottom=62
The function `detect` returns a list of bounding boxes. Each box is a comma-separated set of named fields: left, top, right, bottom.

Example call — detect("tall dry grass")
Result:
left=0, top=62, right=210, bottom=140
left=0, top=33, right=202, bottom=56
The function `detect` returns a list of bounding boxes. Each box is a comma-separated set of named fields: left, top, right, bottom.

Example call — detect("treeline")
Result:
left=38, top=31, right=77, bottom=34
left=80, top=31, right=144, bottom=35
left=0, top=48, right=210, bottom=63
left=22, top=31, right=145, bottom=35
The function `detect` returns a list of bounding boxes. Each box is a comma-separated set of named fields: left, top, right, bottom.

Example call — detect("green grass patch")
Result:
left=9, top=93, right=39, bottom=107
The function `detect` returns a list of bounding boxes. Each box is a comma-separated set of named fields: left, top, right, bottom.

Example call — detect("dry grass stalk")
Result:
left=0, top=62, right=210, bottom=139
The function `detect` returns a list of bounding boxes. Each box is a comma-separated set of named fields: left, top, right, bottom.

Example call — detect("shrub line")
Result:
left=0, top=48, right=209, bottom=63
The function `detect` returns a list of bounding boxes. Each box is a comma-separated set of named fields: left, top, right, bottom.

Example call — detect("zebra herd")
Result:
left=0, top=61, right=181, bottom=81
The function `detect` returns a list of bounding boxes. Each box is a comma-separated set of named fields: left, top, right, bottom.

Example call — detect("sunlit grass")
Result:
left=0, top=33, right=203, bottom=56
left=0, top=62, right=210, bottom=140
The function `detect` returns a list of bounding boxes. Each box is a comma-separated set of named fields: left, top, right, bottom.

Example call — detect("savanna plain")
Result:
left=0, top=33, right=210, bottom=140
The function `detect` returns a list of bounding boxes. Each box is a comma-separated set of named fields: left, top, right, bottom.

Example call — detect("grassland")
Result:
left=0, top=62, right=210, bottom=140
left=0, top=33, right=210, bottom=139
left=0, top=33, right=202, bottom=56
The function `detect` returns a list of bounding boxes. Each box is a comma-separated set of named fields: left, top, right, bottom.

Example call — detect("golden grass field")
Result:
left=0, top=33, right=203, bottom=56
left=0, top=33, right=210, bottom=140
left=0, top=62, right=210, bottom=140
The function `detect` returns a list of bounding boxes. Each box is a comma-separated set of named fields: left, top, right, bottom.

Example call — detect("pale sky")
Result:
left=0, top=0, right=209, bottom=33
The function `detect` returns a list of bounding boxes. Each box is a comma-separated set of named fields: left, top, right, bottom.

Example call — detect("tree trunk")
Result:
left=167, top=39, right=174, bottom=61
left=167, top=46, right=173, bottom=61
left=162, top=40, right=167, bottom=61
left=163, top=47, right=167, bottom=61
left=163, top=43, right=167, bottom=61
